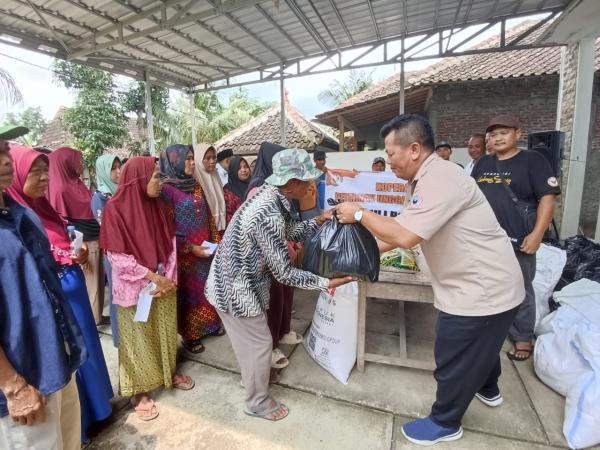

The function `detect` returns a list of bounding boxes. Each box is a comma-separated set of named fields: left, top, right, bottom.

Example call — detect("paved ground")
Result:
left=90, top=289, right=593, bottom=450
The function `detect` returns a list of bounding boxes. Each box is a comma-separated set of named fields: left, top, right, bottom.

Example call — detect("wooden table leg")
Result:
left=398, top=300, right=407, bottom=359
left=357, top=282, right=367, bottom=372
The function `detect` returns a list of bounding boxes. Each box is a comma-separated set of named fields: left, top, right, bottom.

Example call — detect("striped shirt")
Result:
left=205, top=183, right=329, bottom=318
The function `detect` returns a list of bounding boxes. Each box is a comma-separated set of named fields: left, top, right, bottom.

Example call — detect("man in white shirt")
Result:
left=464, top=133, right=486, bottom=176
left=216, top=148, right=233, bottom=186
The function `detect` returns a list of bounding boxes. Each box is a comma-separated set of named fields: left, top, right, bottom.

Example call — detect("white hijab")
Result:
left=193, top=143, right=227, bottom=231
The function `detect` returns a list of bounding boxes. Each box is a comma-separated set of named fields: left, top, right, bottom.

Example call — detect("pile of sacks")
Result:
left=534, top=278, right=600, bottom=449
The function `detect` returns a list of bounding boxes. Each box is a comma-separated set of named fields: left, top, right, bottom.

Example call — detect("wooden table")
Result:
left=357, top=269, right=436, bottom=372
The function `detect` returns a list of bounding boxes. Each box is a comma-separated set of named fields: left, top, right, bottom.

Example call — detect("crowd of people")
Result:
left=0, top=110, right=559, bottom=448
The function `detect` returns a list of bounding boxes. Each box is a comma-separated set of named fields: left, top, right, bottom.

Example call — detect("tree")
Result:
left=121, top=81, right=172, bottom=152
left=52, top=61, right=128, bottom=166
left=0, top=68, right=22, bottom=106
left=3, top=107, right=48, bottom=146
left=318, top=69, right=374, bottom=107
left=171, top=88, right=274, bottom=144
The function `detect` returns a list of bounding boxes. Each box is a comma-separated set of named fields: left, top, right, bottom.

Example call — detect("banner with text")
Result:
left=324, top=170, right=407, bottom=218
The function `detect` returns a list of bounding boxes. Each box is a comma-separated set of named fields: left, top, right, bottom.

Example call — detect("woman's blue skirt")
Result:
left=60, top=265, right=113, bottom=443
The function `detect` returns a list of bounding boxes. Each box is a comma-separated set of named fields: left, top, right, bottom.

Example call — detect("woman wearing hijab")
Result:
left=223, top=156, right=251, bottom=216
left=8, top=145, right=113, bottom=446
left=48, top=147, right=104, bottom=324
left=101, top=156, right=194, bottom=421
left=91, top=154, right=122, bottom=347
left=159, top=144, right=225, bottom=354
left=246, top=142, right=305, bottom=371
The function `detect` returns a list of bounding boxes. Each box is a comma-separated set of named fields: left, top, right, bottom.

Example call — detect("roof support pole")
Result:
left=144, top=71, right=156, bottom=155
left=399, top=40, right=405, bottom=114
left=189, top=91, right=197, bottom=145
left=556, top=38, right=595, bottom=238
left=279, top=69, right=286, bottom=146
left=338, top=116, right=345, bottom=152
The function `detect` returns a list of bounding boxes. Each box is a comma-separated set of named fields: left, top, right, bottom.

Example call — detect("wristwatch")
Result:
left=354, top=208, right=364, bottom=223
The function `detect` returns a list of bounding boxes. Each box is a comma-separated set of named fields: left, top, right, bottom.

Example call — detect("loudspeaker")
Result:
left=528, top=130, right=564, bottom=178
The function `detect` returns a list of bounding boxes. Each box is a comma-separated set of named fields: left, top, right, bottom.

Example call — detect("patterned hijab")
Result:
left=193, top=143, right=226, bottom=231
left=246, top=142, right=286, bottom=199
left=100, top=157, right=174, bottom=271
left=159, top=144, right=196, bottom=194
left=47, top=147, right=94, bottom=220
left=95, top=154, right=119, bottom=195
left=224, top=156, right=250, bottom=202
left=7, top=145, right=72, bottom=265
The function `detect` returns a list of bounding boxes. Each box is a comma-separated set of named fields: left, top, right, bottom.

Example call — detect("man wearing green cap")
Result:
left=0, top=125, right=30, bottom=153
left=205, top=148, right=352, bottom=422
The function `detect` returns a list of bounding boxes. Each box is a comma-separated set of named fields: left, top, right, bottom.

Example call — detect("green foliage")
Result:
left=53, top=60, right=113, bottom=91
left=170, top=88, right=274, bottom=144
left=318, top=69, right=374, bottom=107
left=3, top=106, right=48, bottom=146
left=52, top=61, right=128, bottom=166
left=121, top=81, right=172, bottom=150
left=121, top=81, right=169, bottom=116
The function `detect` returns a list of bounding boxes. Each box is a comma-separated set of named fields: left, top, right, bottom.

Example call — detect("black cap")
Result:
left=435, top=140, right=452, bottom=151
left=372, top=157, right=385, bottom=165
left=217, top=148, right=234, bottom=162
left=313, top=150, right=326, bottom=161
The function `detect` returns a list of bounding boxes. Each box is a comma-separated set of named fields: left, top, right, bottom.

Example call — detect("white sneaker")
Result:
left=271, top=348, right=289, bottom=369
left=475, top=392, right=503, bottom=407
left=279, top=331, right=303, bottom=345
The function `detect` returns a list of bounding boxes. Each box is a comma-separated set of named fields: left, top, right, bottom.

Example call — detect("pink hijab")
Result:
left=47, top=147, right=94, bottom=220
left=7, top=145, right=73, bottom=265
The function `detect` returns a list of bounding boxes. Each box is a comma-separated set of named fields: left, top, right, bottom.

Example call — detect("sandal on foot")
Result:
left=131, top=398, right=159, bottom=421
left=173, top=374, right=195, bottom=390
left=278, top=331, right=303, bottom=345
left=244, top=400, right=289, bottom=421
left=183, top=339, right=205, bottom=354
left=507, top=345, right=533, bottom=362
left=271, top=348, right=289, bottom=369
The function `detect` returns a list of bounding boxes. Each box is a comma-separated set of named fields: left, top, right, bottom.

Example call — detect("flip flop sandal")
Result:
left=173, top=375, right=195, bottom=390
left=278, top=331, right=303, bottom=345
left=213, top=327, right=226, bottom=336
left=271, top=349, right=289, bottom=369
left=244, top=400, right=289, bottom=421
left=506, top=346, right=533, bottom=362
left=131, top=398, right=159, bottom=421
left=182, top=339, right=205, bottom=354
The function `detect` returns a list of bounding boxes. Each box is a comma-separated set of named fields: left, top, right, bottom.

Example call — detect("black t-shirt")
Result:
left=471, top=150, right=560, bottom=247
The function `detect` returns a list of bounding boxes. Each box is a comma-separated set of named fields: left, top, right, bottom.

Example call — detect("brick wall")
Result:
left=428, top=74, right=600, bottom=236
left=430, top=76, right=560, bottom=147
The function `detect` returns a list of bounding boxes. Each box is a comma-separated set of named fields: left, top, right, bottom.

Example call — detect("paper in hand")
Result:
left=134, top=282, right=156, bottom=322
left=201, top=241, right=218, bottom=255
left=72, top=230, right=84, bottom=254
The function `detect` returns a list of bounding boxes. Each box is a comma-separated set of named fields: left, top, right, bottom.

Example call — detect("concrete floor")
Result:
left=91, top=289, right=594, bottom=450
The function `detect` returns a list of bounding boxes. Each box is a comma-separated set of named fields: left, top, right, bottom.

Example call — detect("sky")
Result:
left=0, top=15, right=539, bottom=123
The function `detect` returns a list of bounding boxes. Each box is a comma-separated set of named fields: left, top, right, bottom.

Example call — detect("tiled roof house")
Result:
left=214, top=103, right=340, bottom=155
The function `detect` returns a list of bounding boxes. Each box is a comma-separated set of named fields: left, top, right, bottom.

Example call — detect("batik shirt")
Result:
left=205, top=183, right=329, bottom=318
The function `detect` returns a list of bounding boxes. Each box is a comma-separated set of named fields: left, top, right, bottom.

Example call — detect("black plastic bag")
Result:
left=303, top=216, right=380, bottom=282
left=555, top=235, right=600, bottom=290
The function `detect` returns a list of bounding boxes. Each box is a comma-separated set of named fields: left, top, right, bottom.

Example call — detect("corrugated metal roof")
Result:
left=0, top=0, right=571, bottom=89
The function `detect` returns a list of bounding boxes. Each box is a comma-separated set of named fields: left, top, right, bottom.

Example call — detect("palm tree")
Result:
left=318, top=69, right=374, bottom=107
left=0, top=68, right=23, bottom=106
